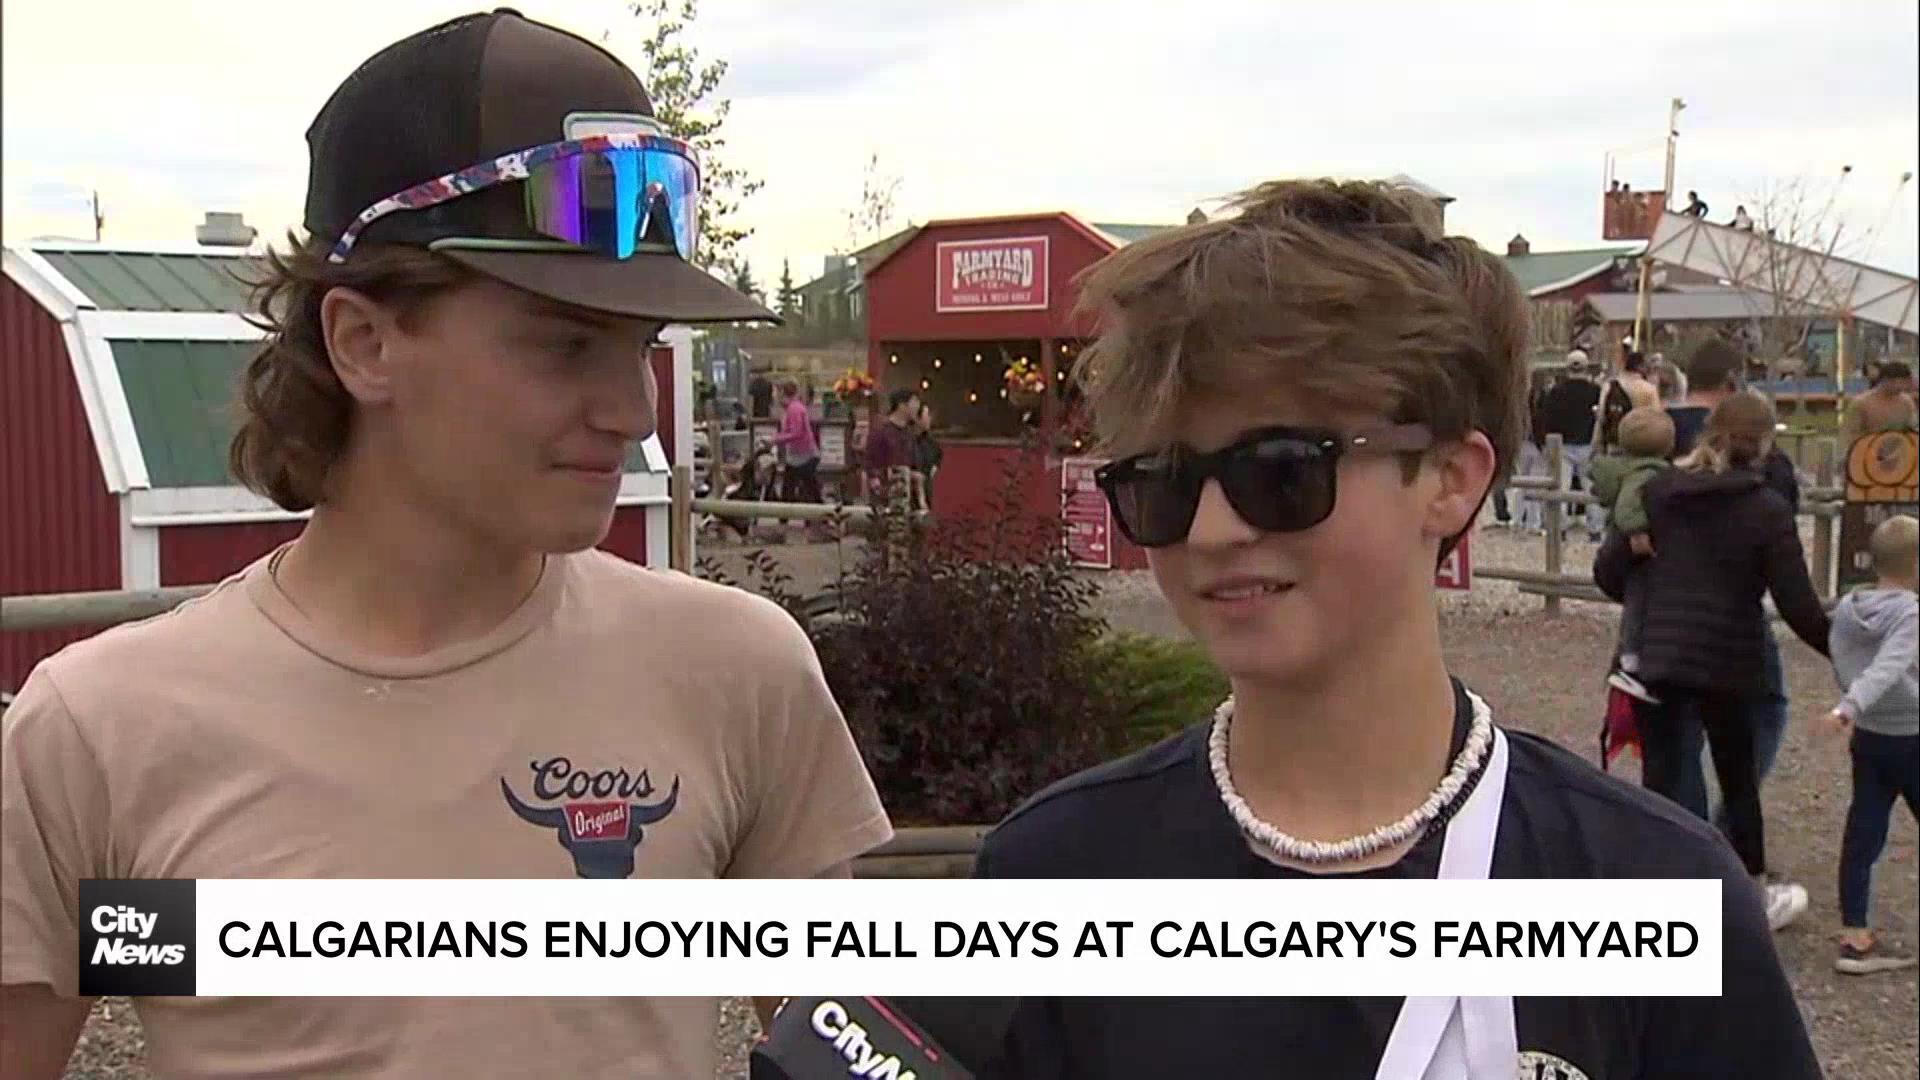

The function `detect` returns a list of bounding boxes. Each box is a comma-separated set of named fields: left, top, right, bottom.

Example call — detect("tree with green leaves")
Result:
left=617, top=0, right=762, bottom=279
left=776, top=259, right=800, bottom=319
left=731, top=260, right=757, bottom=302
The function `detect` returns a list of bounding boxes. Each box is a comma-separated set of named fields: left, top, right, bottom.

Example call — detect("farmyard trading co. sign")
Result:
left=936, top=236, right=1049, bottom=312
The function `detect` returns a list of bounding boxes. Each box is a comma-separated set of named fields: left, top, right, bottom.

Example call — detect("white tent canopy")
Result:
left=1645, top=211, right=1918, bottom=334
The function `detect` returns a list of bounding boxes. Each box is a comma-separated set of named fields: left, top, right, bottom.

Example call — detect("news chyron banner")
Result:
left=78, top=879, right=1724, bottom=999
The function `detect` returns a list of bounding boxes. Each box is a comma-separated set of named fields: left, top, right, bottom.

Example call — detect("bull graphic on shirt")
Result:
left=500, top=757, right=682, bottom=879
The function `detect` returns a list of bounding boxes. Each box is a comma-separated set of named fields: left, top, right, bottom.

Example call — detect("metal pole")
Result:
left=1661, top=97, right=1682, bottom=197
left=1543, top=434, right=1565, bottom=616
left=1632, top=98, right=1683, bottom=355
left=1835, top=314, right=1852, bottom=435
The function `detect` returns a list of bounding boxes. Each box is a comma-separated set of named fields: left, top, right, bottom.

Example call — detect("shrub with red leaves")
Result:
left=703, top=448, right=1128, bottom=825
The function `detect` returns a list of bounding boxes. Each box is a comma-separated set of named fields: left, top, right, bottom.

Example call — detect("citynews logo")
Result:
left=810, top=1000, right=921, bottom=1080
left=79, top=880, right=196, bottom=997
left=90, top=905, right=184, bottom=965
left=798, top=999, right=967, bottom=1076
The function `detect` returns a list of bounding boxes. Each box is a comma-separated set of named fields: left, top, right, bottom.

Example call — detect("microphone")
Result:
left=749, top=995, right=1019, bottom=1079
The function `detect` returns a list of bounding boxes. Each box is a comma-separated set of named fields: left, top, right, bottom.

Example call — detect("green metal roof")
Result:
left=1504, top=247, right=1636, bottom=296
left=1091, top=222, right=1175, bottom=245
left=41, top=250, right=265, bottom=312
left=112, top=339, right=254, bottom=487
left=110, top=338, right=654, bottom=489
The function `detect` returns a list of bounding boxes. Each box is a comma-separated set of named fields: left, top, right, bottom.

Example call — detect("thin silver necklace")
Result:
left=1208, top=690, right=1494, bottom=865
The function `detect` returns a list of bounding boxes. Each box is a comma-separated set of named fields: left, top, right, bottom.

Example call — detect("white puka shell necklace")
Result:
left=1207, top=690, right=1495, bottom=865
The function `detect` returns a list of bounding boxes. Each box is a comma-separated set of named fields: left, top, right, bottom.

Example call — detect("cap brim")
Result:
left=435, top=248, right=781, bottom=324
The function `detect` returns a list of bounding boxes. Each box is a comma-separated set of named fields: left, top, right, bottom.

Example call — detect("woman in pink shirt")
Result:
left=770, top=381, right=821, bottom=503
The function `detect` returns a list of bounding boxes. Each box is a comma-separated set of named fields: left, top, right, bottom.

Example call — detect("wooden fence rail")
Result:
left=0, top=437, right=1850, bottom=630
left=1494, top=434, right=1845, bottom=611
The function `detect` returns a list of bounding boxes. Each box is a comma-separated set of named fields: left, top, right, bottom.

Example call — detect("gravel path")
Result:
left=61, top=522, right=1916, bottom=1078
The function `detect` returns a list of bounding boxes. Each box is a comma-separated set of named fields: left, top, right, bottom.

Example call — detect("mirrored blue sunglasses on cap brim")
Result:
left=328, top=133, right=701, bottom=264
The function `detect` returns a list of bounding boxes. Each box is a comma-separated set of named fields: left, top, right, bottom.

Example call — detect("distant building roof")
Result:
left=797, top=226, right=923, bottom=296
left=1089, top=222, right=1177, bottom=245
left=1580, top=288, right=1816, bottom=325
left=31, top=245, right=263, bottom=313
left=1506, top=245, right=1641, bottom=297
left=1386, top=174, right=1454, bottom=204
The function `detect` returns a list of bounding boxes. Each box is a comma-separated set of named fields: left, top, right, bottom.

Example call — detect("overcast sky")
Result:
left=5, top=0, right=1916, bottom=286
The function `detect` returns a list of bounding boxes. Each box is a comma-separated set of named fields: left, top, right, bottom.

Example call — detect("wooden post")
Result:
left=670, top=464, right=694, bottom=573
left=1040, top=337, right=1057, bottom=442
left=1543, top=434, right=1565, bottom=616
left=1810, top=437, right=1836, bottom=599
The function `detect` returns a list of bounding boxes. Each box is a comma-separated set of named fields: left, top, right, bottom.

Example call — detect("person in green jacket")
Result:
left=1593, top=406, right=1676, bottom=702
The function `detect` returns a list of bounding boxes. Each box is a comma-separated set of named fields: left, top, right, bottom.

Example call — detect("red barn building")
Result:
left=1, top=240, right=683, bottom=691
left=861, top=212, right=1172, bottom=571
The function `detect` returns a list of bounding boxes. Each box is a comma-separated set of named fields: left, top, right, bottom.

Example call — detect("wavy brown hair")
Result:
left=1070, top=178, right=1530, bottom=487
left=230, top=234, right=475, bottom=511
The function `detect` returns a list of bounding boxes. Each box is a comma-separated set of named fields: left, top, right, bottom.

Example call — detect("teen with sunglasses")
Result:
left=969, top=180, right=1819, bottom=1079
left=1, top=11, right=890, bottom=1077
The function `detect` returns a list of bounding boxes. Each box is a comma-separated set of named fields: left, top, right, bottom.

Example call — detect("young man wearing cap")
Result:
left=1537, top=350, right=1606, bottom=538
left=1, top=10, right=891, bottom=1078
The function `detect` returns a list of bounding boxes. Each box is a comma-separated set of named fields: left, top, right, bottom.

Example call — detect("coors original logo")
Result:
left=501, top=757, right=681, bottom=879
left=950, top=245, right=1036, bottom=291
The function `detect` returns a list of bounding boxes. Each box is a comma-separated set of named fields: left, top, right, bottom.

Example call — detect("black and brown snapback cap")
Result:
left=303, top=7, right=776, bottom=323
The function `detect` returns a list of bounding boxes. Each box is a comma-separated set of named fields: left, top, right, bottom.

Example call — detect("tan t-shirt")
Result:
left=1842, top=387, right=1920, bottom=445
left=2, top=548, right=893, bottom=1078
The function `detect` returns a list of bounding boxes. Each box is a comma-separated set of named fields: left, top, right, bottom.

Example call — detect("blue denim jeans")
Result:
left=1839, top=729, right=1920, bottom=927
left=1671, top=629, right=1787, bottom=826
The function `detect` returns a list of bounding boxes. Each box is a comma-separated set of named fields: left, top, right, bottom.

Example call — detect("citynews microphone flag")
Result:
left=77, top=878, right=1722, bottom=999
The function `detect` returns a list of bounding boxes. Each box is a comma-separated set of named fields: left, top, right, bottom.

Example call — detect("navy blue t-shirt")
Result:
left=1667, top=404, right=1712, bottom=460
left=970, top=682, right=1821, bottom=1080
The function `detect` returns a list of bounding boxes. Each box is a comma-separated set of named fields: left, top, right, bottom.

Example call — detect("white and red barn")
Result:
left=1, top=240, right=690, bottom=691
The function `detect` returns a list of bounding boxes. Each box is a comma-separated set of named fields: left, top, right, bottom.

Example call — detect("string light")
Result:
left=974, top=353, right=983, bottom=363
left=1000, top=387, right=1009, bottom=399
left=889, top=354, right=898, bottom=365
left=968, top=392, right=979, bottom=403
left=920, top=379, right=931, bottom=391
left=933, top=358, right=943, bottom=369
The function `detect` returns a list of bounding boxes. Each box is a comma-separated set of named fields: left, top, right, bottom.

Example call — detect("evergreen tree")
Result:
left=776, top=259, right=801, bottom=319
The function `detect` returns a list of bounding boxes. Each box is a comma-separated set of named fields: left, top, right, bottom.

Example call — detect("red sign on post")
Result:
left=936, top=236, right=1050, bottom=312
left=1435, top=531, right=1472, bottom=590
left=1061, top=457, right=1112, bottom=569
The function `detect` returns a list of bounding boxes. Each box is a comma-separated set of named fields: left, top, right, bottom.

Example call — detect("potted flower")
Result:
left=832, top=367, right=877, bottom=408
left=1003, top=358, right=1047, bottom=411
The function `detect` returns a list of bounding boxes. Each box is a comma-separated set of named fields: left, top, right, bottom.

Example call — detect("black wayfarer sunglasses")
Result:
left=1093, top=423, right=1435, bottom=547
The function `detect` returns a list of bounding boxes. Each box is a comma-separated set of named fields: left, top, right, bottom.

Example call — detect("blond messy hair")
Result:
left=1070, top=178, right=1530, bottom=481
left=1678, top=391, right=1776, bottom=475
left=1618, top=406, right=1676, bottom=458
left=1869, top=514, right=1918, bottom=581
